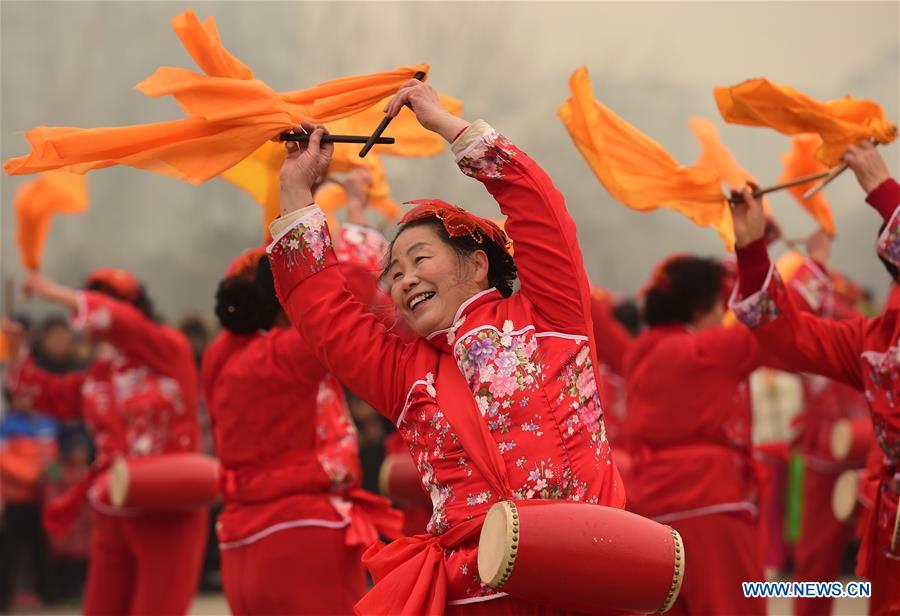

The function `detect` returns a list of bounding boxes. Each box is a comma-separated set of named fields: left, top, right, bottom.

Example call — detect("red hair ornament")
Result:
left=85, top=268, right=141, bottom=303
left=400, top=199, right=512, bottom=255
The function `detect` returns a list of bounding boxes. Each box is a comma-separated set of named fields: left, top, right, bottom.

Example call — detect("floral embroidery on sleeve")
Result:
left=457, top=129, right=517, bottom=180
left=876, top=207, right=900, bottom=268
left=269, top=208, right=333, bottom=275
left=730, top=267, right=782, bottom=329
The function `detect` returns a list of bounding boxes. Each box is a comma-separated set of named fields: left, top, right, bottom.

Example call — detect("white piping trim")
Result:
left=534, top=331, right=589, bottom=342
left=447, top=592, right=508, bottom=606
left=877, top=206, right=900, bottom=249
left=451, top=324, right=536, bottom=354
left=426, top=288, right=499, bottom=341
left=728, top=263, right=777, bottom=314
left=218, top=517, right=350, bottom=550
left=265, top=205, right=322, bottom=253
left=652, top=501, right=757, bottom=524
left=397, top=379, right=430, bottom=426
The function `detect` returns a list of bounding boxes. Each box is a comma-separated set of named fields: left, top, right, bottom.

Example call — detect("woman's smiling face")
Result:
left=386, top=223, right=489, bottom=337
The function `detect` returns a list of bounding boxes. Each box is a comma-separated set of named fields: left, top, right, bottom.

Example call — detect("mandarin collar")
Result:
left=425, top=287, right=501, bottom=351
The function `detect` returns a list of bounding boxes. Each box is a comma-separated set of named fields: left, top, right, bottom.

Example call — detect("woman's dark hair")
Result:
left=612, top=299, right=642, bottom=337
left=383, top=218, right=518, bottom=297
left=878, top=223, right=900, bottom=284
left=86, top=281, right=158, bottom=321
left=214, top=258, right=281, bottom=334
left=642, top=256, right=726, bottom=327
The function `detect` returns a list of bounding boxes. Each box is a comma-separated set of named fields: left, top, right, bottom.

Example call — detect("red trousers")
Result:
left=665, top=512, right=767, bottom=616
left=793, top=466, right=855, bottom=616
left=83, top=509, right=208, bottom=615
left=445, top=596, right=588, bottom=615
left=869, top=548, right=900, bottom=616
left=221, top=524, right=367, bottom=615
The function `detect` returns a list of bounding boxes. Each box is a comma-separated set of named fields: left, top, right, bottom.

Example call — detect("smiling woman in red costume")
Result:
left=2, top=269, right=206, bottom=616
left=202, top=175, right=401, bottom=616
left=729, top=141, right=900, bottom=616
left=266, top=81, right=627, bottom=614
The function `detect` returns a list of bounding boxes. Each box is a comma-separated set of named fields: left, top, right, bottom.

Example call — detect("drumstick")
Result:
left=358, top=70, right=427, bottom=158
left=802, top=163, right=847, bottom=200
left=280, top=134, right=396, bottom=144
left=780, top=236, right=805, bottom=253
left=727, top=170, right=832, bottom=205
left=803, top=138, right=887, bottom=199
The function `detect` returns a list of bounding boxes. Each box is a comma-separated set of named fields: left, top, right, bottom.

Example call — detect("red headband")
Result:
left=400, top=199, right=511, bottom=255
left=85, top=268, right=141, bottom=302
left=224, top=246, right=267, bottom=280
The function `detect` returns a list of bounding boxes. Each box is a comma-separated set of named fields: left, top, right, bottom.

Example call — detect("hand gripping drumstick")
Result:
left=358, top=71, right=427, bottom=158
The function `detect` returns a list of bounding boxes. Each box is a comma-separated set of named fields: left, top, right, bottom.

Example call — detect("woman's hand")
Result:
left=731, top=184, right=767, bottom=248
left=344, top=167, right=372, bottom=226
left=842, top=140, right=890, bottom=195
left=806, top=228, right=832, bottom=265
left=280, top=122, right=334, bottom=216
left=383, top=80, right=469, bottom=143
left=22, top=272, right=79, bottom=310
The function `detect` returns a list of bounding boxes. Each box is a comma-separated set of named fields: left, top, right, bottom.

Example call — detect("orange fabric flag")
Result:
left=715, top=78, right=897, bottom=166
left=170, top=8, right=253, bottom=79
left=0, top=334, right=10, bottom=363
left=4, top=64, right=427, bottom=184
left=220, top=141, right=286, bottom=236
left=558, top=67, right=734, bottom=249
left=14, top=171, right=89, bottom=270
left=3, top=8, right=428, bottom=186
left=779, top=134, right=836, bottom=237
left=154, top=9, right=444, bottom=231
left=689, top=117, right=771, bottom=214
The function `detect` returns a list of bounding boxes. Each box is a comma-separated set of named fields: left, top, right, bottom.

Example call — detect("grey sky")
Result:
left=2, top=1, right=898, bottom=321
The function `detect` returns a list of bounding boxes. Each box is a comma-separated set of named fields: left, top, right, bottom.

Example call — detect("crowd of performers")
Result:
left=0, top=79, right=898, bottom=616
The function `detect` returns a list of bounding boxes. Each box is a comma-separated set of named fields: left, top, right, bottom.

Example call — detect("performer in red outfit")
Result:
left=779, top=248, right=874, bottom=616
left=624, top=254, right=769, bottom=616
left=729, top=140, right=900, bottom=615
left=2, top=270, right=206, bottom=616
left=202, top=178, right=401, bottom=615
left=268, top=82, right=626, bottom=614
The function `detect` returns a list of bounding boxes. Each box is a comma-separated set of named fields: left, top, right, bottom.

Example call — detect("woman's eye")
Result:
left=392, top=271, right=403, bottom=281
left=414, top=256, right=428, bottom=264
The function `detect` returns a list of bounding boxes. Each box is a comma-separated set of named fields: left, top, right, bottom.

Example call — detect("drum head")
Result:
left=831, top=470, right=859, bottom=521
left=477, top=501, right=518, bottom=588
left=108, top=456, right=129, bottom=508
left=830, top=419, right=852, bottom=460
left=377, top=456, right=394, bottom=499
left=892, top=495, right=900, bottom=553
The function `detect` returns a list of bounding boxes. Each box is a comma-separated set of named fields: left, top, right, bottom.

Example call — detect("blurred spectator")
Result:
left=30, top=316, right=78, bottom=375
left=178, top=314, right=213, bottom=368
left=42, top=424, right=93, bottom=605
left=0, top=395, right=58, bottom=613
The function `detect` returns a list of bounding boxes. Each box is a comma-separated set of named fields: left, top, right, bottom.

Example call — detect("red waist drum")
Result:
left=830, top=417, right=875, bottom=467
left=108, top=453, right=220, bottom=511
left=477, top=500, right=684, bottom=614
left=378, top=453, right=431, bottom=510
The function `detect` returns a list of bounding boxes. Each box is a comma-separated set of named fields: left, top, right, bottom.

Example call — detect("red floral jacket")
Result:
left=730, top=178, right=900, bottom=579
